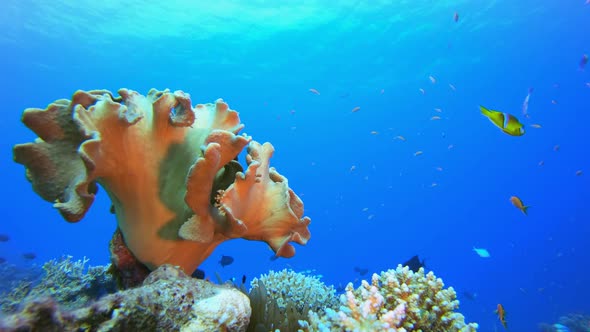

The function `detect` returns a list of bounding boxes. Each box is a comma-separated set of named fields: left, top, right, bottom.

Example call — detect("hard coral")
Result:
left=306, top=265, right=478, bottom=332
left=0, top=256, right=116, bottom=315
left=0, top=265, right=251, bottom=331
left=13, top=88, right=311, bottom=273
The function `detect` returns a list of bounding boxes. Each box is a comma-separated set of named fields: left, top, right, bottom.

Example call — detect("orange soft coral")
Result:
left=13, top=88, right=311, bottom=273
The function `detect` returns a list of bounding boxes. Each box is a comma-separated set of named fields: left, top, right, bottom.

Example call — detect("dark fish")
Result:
left=453, top=12, right=459, bottom=22
left=402, top=255, right=426, bottom=272
left=22, top=252, right=37, bottom=260
left=580, top=54, right=588, bottom=70
left=353, top=267, right=368, bottom=275
left=462, top=291, right=477, bottom=301
left=219, top=255, right=234, bottom=267
left=241, top=275, right=246, bottom=284
left=191, top=268, right=205, bottom=279
left=0, top=234, right=9, bottom=242
left=110, top=205, right=116, bottom=214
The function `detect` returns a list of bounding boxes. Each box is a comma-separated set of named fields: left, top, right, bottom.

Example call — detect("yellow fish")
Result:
left=480, top=105, right=525, bottom=136
left=510, top=196, right=530, bottom=215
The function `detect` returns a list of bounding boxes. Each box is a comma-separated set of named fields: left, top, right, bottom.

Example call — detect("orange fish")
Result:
left=495, top=304, right=507, bottom=329
left=510, top=196, right=530, bottom=215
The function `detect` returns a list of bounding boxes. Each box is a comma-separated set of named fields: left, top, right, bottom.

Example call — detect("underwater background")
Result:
left=1, top=0, right=589, bottom=331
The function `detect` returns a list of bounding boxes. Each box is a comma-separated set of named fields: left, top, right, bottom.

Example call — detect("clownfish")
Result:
left=495, top=303, right=508, bottom=329
left=480, top=105, right=525, bottom=136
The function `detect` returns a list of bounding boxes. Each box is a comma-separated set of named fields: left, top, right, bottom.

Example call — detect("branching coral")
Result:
left=0, top=256, right=115, bottom=315
left=13, top=89, right=311, bottom=273
left=306, top=265, right=478, bottom=332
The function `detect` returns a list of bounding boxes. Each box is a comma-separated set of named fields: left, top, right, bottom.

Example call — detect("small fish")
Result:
left=354, top=267, right=368, bottom=275
left=551, top=100, right=558, bottom=105
left=430, top=182, right=438, bottom=188
left=448, top=144, right=454, bottom=149
left=510, top=196, right=530, bottom=215
left=419, top=88, right=426, bottom=95
left=429, top=75, right=437, bottom=84
left=434, top=108, right=442, bottom=113
left=380, top=89, right=385, bottom=94
left=462, top=291, right=477, bottom=301
left=242, top=275, right=247, bottom=284
left=430, top=116, right=441, bottom=120
left=586, top=82, right=590, bottom=88
left=580, top=54, right=588, bottom=70
left=495, top=304, right=508, bottom=329
left=480, top=105, right=525, bottom=136
left=191, top=268, right=205, bottom=279
left=219, top=255, right=234, bottom=267
left=351, top=106, right=361, bottom=113
left=350, top=165, right=356, bottom=172
left=395, top=135, right=406, bottom=141
left=402, top=255, right=426, bottom=272
left=553, top=323, right=571, bottom=332
left=435, top=166, right=443, bottom=171
left=554, top=145, right=560, bottom=151
left=473, top=247, right=490, bottom=258
left=576, top=170, right=583, bottom=176
left=0, top=234, right=9, bottom=242
left=538, top=160, right=545, bottom=166
left=309, top=88, right=320, bottom=95
left=449, top=83, right=456, bottom=91
left=522, top=87, right=533, bottom=117
left=414, top=151, right=423, bottom=156
left=530, top=124, right=542, bottom=128
left=370, top=131, right=379, bottom=135
left=22, top=252, right=37, bottom=260
left=453, top=12, right=459, bottom=22
left=290, top=109, right=296, bottom=115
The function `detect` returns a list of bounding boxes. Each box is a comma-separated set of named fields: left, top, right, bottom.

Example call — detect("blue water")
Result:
left=1, top=1, right=589, bottom=331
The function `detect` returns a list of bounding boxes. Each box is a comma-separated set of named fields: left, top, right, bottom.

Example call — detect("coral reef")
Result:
left=0, top=264, right=251, bottom=331
left=247, top=269, right=339, bottom=331
left=305, top=265, right=478, bottom=332
left=13, top=88, right=311, bottom=273
left=0, top=256, right=116, bottom=315
left=557, top=313, right=590, bottom=332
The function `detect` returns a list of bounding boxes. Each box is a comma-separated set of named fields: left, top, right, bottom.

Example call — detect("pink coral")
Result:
left=13, top=88, right=311, bottom=273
